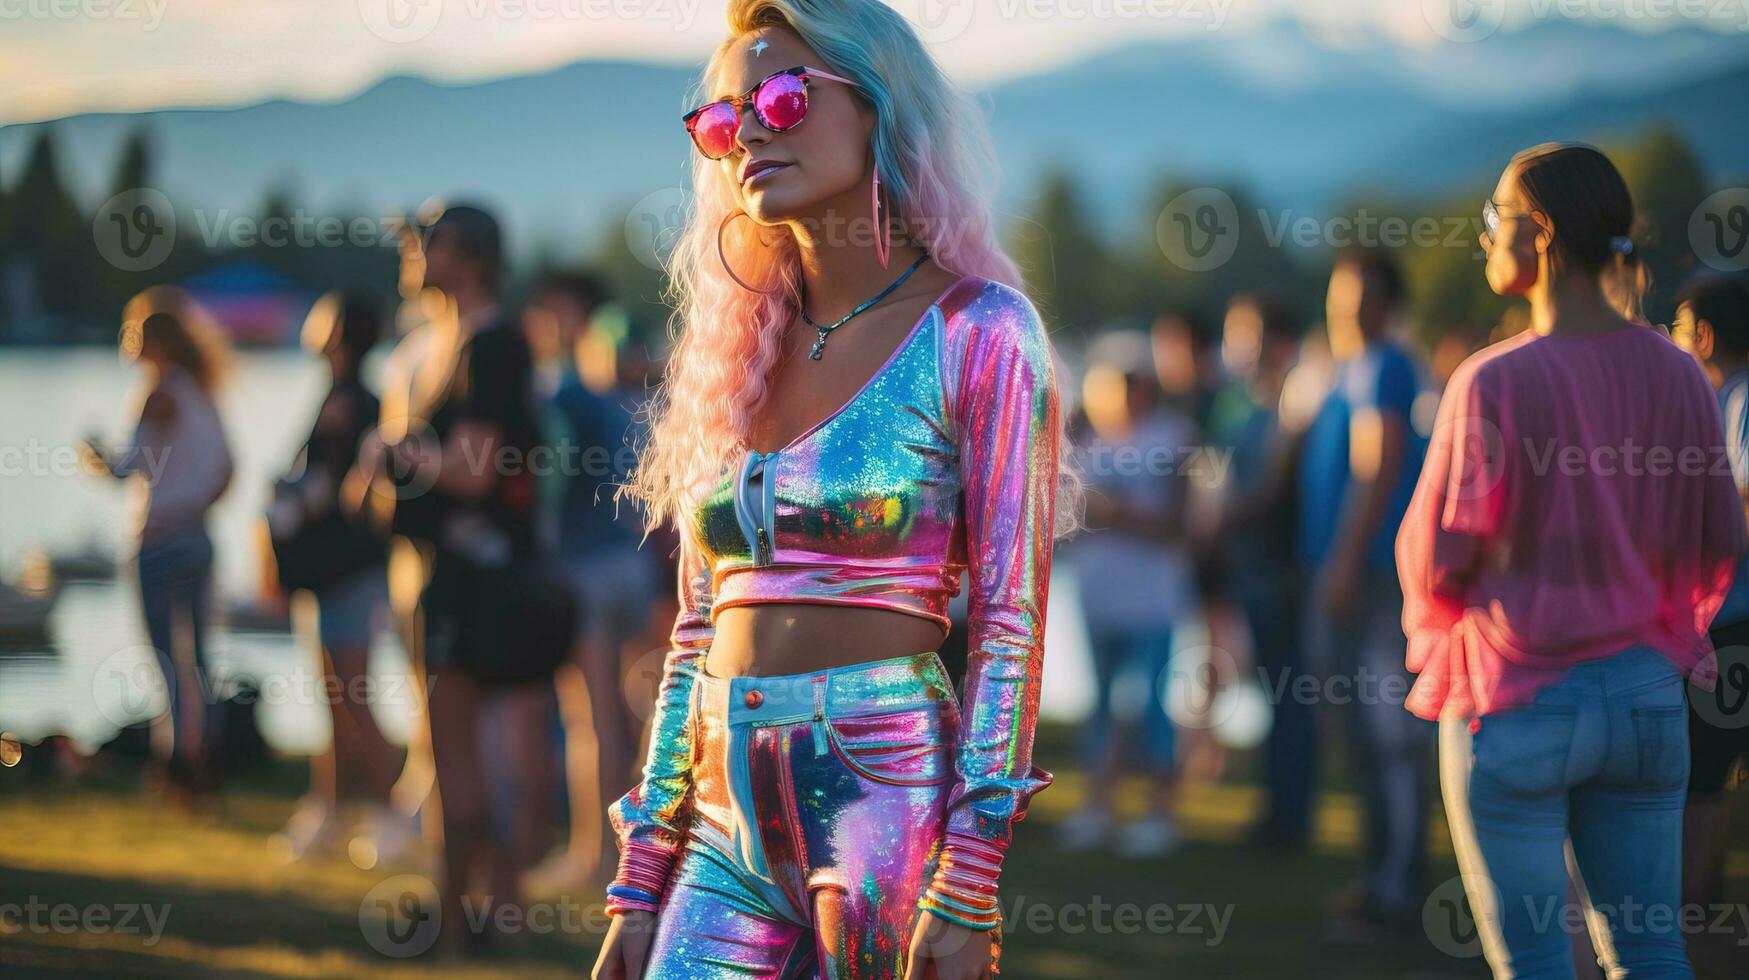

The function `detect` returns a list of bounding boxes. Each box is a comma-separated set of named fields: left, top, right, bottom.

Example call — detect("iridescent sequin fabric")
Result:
left=608, top=275, right=1061, bottom=946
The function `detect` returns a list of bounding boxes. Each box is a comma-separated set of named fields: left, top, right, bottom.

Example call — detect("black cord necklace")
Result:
left=799, top=250, right=931, bottom=360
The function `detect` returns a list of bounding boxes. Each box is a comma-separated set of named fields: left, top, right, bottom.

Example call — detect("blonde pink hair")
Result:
left=626, top=0, right=1080, bottom=544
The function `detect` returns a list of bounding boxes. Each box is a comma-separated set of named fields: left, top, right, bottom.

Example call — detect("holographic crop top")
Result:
left=606, top=275, right=1062, bottom=930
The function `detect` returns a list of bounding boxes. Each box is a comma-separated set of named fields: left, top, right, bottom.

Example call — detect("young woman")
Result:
left=1397, top=143, right=1748, bottom=978
left=84, top=286, right=235, bottom=803
left=595, top=1, right=1082, bottom=977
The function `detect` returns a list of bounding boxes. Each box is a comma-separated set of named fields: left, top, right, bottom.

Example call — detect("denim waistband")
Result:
left=696, top=650, right=957, bottom=728
left=689, top=649, right=956, bottom=893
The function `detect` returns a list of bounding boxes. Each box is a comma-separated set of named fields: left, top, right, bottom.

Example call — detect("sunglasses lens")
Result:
left=690, top=102, right=739, bottom=158
left=1482, top=202, right=1499, bottom=235
left=754, top=72, right=808, bottom=131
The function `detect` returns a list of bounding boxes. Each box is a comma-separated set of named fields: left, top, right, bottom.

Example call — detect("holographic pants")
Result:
left=643, top=650, right=997, bottom=979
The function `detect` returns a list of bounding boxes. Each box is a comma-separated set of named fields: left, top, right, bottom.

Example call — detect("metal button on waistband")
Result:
left=744, top=689, right=764, bottom=708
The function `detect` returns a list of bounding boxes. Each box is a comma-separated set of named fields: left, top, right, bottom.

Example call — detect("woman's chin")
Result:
left=743, top=195, right=800, bottom=225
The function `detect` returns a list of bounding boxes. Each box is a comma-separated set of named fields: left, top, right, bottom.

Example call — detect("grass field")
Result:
left=2, top=722, right=1744, bottom=979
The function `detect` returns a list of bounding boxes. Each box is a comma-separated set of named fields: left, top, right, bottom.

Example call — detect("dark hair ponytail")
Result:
left=1508, top=142, right=1650, bottom=320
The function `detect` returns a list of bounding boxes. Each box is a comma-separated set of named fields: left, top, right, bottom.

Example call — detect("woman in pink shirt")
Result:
left=1397, top=143, right=1746, bottom=978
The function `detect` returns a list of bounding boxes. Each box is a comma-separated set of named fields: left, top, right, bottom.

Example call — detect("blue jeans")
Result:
left=1081, top=627, right=1176, bottom=774
left=136, top=527, right=218, bottom=765
left=1439, top=646, right=1693, bottom=979
left=640, top=651, right=975, bottom=978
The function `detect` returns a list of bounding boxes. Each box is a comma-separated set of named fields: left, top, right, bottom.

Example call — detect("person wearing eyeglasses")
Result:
left=1397, top=143, right=1748, bottom=978
left=591, top=2, right=1083, bottom=978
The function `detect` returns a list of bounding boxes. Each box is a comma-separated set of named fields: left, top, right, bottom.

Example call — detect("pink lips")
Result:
left=741, top=160, right=790, bottom=185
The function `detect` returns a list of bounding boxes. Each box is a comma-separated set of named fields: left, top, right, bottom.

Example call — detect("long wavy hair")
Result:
left=121, top=285, right=232, bottom=395
left=625, top=0, right=1083, bottom=544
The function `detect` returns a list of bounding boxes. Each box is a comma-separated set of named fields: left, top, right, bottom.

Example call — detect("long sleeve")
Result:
left=922, top=282, right=1060, bottom=930
left=1398, top=359, right=1505, bottom=695
left=603, top=530, right=713, bottom=916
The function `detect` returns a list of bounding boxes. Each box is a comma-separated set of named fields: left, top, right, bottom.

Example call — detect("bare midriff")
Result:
left=705, top=603, right=948, bottom=679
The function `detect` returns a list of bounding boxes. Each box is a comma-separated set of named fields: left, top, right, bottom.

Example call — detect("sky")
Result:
left=4, top=0, right=1748, bottom=124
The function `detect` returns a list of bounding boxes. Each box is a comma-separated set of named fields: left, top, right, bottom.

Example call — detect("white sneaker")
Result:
left=348, top=804, right=423, bottom=871
left=1054, top=808, right=1114, bottom=853
left=270, top=796, right=343, bottom=863
left=1114, top=814, right=1179, bottom=859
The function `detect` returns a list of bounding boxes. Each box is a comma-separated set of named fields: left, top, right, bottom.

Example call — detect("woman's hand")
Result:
left=904, top=910, right=994, bottom=980
left=592, top=910, right=656, bottom=980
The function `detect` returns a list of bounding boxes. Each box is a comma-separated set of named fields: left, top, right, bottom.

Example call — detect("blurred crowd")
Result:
left=60, top=187, right=1749, bottom=963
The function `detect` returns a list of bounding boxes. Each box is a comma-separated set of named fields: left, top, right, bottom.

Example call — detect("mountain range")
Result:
left=3, top=18, right=1747, bottom=256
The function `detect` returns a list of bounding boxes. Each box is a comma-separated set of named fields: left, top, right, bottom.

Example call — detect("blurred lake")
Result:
left=0, top=350, right=1149, bottom=759
left=0, top=349, right=417, bottom=756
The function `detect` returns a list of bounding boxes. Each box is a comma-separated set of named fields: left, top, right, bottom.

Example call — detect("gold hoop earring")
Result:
left=718, top=210, right=785, bottom=295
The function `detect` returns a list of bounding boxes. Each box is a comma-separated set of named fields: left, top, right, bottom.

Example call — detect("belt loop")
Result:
left=812, top=674, right=828, bottom=757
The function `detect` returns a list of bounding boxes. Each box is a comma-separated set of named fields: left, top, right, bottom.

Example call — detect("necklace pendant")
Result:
left=808, top=335, right=826, bottom=360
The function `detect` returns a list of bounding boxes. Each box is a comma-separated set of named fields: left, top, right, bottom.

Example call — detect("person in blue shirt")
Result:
left=1670, top=271, right=1749, bottom=915
left=1297, top=247, right=1434, bottom=938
